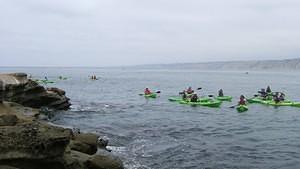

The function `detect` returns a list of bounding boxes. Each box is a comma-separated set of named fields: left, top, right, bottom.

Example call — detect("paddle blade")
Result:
left=156, top=91, right=161, bottom=94
left=197, top=88, right=202, bottom=90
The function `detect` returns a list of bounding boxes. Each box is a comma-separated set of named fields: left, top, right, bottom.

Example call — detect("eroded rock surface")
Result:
left=0, top=73, right=70, bottom=110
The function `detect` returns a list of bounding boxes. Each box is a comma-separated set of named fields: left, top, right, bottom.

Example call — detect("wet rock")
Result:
left=47, top=87, right=66, bottom=96
left=87, top=154, right=124, bottom=169
left=70, top=133, right=98, bottom=155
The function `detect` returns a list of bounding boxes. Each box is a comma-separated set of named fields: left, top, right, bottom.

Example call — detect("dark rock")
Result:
left=0, top=114, right=18, bottom=126
left=0, top=165, right=20, bottom=169
left=0, top=80, right=3, bottom=103
left=47, top=87, right=66, bottom=96
left=0, top=122, right=72, bottom=169
left=64, top=150, right=91, bottom=169
left=70, top=133, right=98, bottom=155
left=87, top=154, right=124, bottom=169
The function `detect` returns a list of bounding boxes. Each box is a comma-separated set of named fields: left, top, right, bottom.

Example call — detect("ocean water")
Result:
left=1, top=67, right=300, bottom=169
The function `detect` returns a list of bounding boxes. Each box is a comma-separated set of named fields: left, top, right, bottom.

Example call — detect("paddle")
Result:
left=229, top=105, right=238, bottom=108
left=197, top=87, right=202, bottom=90
left=208, top=95, right=214, bottom=97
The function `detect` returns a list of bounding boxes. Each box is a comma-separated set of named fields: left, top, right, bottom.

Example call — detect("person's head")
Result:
left=240, top=95, right=245, bottom=99
left=188, top=87, right=192, bottom=89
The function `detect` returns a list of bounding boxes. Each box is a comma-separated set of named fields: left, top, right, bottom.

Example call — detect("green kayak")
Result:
left=35, top=79, right=55, bottom=84
left=144, top=93, right=157, bottom=98
left=237, top=105, right=248, bottom=113
left=265, top=100, right=300, bottom=107
left=216, top=96, right=232, bottom=101
left=248, top=97, right=300, bottom=107
left=179, top=99, right=222, bottom=108
left=168, top=97, right=211, bottom=103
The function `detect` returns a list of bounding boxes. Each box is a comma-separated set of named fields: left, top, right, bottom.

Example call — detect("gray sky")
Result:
left=1, top=0, right=300, bottom=67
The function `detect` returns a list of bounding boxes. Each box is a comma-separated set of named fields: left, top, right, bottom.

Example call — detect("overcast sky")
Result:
left=1, top=0, right=300, bottom=67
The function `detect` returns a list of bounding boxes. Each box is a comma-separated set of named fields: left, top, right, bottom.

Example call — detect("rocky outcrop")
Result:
left=0, top=102, right=124, bottom=169
left=0, top=73, right=71, bottom=110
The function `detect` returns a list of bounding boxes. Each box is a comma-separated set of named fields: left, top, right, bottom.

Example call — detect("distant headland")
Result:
left=131, top=58, right=300, bottom=71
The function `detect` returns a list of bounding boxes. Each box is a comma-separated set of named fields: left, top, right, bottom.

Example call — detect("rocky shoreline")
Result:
left=0, top=73, right=124, bottom=169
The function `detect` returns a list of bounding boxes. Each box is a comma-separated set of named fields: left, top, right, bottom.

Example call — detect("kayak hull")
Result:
left=248, top=97, right=299, bottom=107
left=179, top=100, right=222, bottom=108
left=168, top=97, right=211, bottom=102
left=237, top=105, right=248, bottom=112
left=216, top=96, right=232, bottom=101
left=144, top=93, right=157, bottom=98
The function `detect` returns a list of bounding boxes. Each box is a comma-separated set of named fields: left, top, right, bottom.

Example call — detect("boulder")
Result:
left=63, top=150, right=90, bottom=169
left=0, top=122, right=72, bottom=169
left=0, top=114, right=18, bottom=126
left=70, top=133, right=98, bottom=155
left=86, top=154, right=124, bottom=169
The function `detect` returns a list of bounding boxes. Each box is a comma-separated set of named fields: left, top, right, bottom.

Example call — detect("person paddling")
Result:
left=279, top=93, right=285, bottom=101
left=190, top=94, right=198, bottom=102
left=266, top=86, right=272, bottom=93
left=258, top=88, right=268, bottom=99
left=144, top=88, right=152, bottom=95
left=218, top=89, right=224, bottom=97
left=238, top=95, right=246, bottom=105
left=181, top=90, right=188, bottom=100
left=186, top=87, right=194, bottom=94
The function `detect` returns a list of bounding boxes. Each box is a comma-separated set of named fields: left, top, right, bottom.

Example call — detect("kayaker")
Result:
left=44, top=76, right=48, bottom=81
left=181, top=90, right=188, bottom=100
left=279, top=93, right=285, bottom=101
left=190, top=94, right=198, bottom=102
left=144, top=88, right=152, bottom=95
left=186, top=87, right=194, bottom=94
left=266, top=86, right=272, bottom=93
left=238, top=95, right=246, bottom=105
left=273, top=92, right=280, bottom=103
left=258, top=89, right=267, bottom=99
left=218, top=89, right=224, bottom=97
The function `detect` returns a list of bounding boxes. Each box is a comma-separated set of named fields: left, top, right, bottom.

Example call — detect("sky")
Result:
left=0, top=0, right=300, bottom=67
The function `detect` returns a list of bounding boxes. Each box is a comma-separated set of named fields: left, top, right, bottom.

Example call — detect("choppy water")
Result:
left=1, top=67, right=300, bottom=169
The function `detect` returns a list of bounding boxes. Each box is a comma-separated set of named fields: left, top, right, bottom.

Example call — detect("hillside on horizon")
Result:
left=134, top=58, right=300, bottom=71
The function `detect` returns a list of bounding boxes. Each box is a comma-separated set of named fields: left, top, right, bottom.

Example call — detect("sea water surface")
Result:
left=1, top=67, right=300, bottom=169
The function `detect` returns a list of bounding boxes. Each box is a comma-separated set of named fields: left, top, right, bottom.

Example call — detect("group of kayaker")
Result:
left=90, top=75, right=98, bottom=80
left=178, top=87, right=199, bottom=102
left=257, top=86, right=286, bottom=103
left=146, top=87, right=229, bottom=103
left=144, top=85, right=288, bottom=105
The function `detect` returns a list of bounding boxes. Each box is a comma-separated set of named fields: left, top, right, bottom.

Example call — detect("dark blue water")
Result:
left=1, top=67, right=300, bottom=169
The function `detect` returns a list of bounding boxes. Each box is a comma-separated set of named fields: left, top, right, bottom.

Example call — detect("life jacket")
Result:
left=144, top=89, right=152, bottom=95
left=239, top=99, right=246, bottom=105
